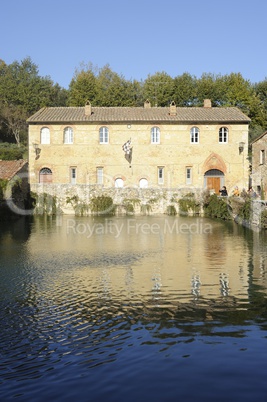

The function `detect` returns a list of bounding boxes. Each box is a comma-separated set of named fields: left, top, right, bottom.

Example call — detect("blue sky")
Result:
left=1, top=0, right=266, bottom=88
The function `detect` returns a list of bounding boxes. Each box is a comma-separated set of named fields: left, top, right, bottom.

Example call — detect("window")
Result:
left=186, top=167, right=192, bottom=184
left=97, top=167, right=103, bottom=184
left=39, top=167, right=52, bottom=183
left=260, top=150, right=265, bottom=165
left=139, top=178, right=148, bottom=188
left=190, top=127, right=199, bottom=143
left=158, top=167, right=164, bottom=184
left=219, top=127, right=228, bottom=143
left=151, top=127, right=160, bottom=144
left=64, top=127, right=73, bottom=144
left=115, top=178, right=124, bottom=188
left=99, top=127, right=109, bottom=144
left=40, top=127, right=50, bottom=144
left=70, top=167, right=77, bottom=184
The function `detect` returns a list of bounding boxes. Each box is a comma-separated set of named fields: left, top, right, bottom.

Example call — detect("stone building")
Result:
left=27, top=100, right=250, bottom=212
left=251, top=130, right=267, bottom=199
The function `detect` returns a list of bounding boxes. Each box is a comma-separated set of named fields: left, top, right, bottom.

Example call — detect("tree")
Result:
left=0, top=57, right=67, bottom=145
left=143, top=72, right=174, bottom=106
left=173, top=73, right=197, bottom=106
left=195, top=73, right=224, bottom=106
left=123, top=79, right=143, bottom=106
left=94, top=65, right=132, bottom=106
left=218, top=73, right=266, bottom=139
left=220, top=73, right=254, bottom=111
left=68, top=63, right=97, bottom=106
left=0, top=57, right=67, bottom=114
left=47, top=83, right=68, bottom=107
left=0, top=103, right=27, bottom=146
left=254, top=78, right=267, bottom=130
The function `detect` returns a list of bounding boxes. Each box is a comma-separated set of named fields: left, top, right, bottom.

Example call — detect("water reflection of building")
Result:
left=24, top=216, right=255, bottom=307
left=251, top=230, right=267, bottom=289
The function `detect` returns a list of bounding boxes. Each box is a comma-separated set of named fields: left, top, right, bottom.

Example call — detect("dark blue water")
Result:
left=1, top=215, right=267, bottom=401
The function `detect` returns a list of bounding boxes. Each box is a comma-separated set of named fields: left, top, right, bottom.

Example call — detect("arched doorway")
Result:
left=204, top=169, right=224, bottom=194
left=39, top=167, right=53, bottom=183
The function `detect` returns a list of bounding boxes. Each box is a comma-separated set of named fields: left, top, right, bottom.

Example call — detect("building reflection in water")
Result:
left=16, top=215, right=267, bottom=310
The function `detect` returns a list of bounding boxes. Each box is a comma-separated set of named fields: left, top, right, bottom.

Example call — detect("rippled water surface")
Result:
left=1, top=215, right=267, bottom=401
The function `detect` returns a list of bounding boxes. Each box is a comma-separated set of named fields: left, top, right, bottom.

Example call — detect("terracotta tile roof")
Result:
left=0, top=159, right=28, bottom=180
left=27, top=106, right=250, bottom=124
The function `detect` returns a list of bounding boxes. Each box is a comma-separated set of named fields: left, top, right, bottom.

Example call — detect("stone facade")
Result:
left=251, top=131, right=267, bottom=199
left=27, top=100, right=250, bottom=212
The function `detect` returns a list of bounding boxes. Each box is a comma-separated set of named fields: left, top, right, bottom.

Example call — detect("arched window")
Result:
left=64, top=127, right=73, bottom=144
left=40, top=127, right=50, bottom=144
left=190, top=127, right=199, bottom=143
left=115, top=178, right=124, bottom=188
left=204, top=169, right=224, bottom=176
left=99, top=126, right=109, bottom=144
left=39, top=167, right=53, bottom=183
left=139, top=178, right=148, bottom=188
left=219, top=127, right=228, bottom=143
left=151, top=127, right=160, bottom=144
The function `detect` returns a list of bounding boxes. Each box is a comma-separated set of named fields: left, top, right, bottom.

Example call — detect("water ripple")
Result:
left=1, top=216, right=267, bottom=401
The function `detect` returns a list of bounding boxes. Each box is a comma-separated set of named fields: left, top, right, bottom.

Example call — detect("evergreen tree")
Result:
left=143, top=72, right=174, bottom=106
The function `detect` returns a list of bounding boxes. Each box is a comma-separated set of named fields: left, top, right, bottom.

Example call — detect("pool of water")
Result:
left=1, top=215, right=267, bottom=401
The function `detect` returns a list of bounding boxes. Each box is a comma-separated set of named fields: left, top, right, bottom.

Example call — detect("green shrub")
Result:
left=166, top=205, right=177, bottom=215
left=237, top=199, right=251, bottom=221
left=0, top=143, right=26, bottom=160
left=204, top=194, right=231, bottom=220
left=90, top=195, right=114, bottom=215
left=178, top=193, right=200, bottom=215
left=66, top=195, right=88, bottom=216
left=228, top=197, right=251, bottom=222
left=0, top=179, right=8, bottom=202
left=123, top=202, right=134, bottom=215
left=33, top=193, right=59, bottom=215
left=140, top=203, right=151, bottom=215
left=260, top=209, right=267, bottom=230
left=122, top=198, right=140, bottom=215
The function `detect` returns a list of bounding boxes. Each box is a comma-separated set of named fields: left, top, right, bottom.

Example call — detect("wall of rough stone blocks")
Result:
left=251, top=135, right=267, bottom=199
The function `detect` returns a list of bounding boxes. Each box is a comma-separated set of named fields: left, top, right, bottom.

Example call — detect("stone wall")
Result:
left=30, top=183, right=205, bottom=216
left=28, top=120, right=249, bottom=194
left=250, top=200, right=267, bottom=229
left=251, top=133, right=267, bottom=199
left=29, top=184, right=267, bottom=232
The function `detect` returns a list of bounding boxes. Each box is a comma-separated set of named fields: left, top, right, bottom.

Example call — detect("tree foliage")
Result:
left=0, top=57, right=267, bottom=149
left=94, top=65, right=133, bottom=106
left=0, top=57, right=67, bottom=145
left=0, top=103, right=27, bottom=146
left=143, top=71, right=174, bottom=106
left=173, top=73, right=197, bottom=106
left=0, top=143, right=26, bottom=160
left=68, top=63, right=97, bottom=106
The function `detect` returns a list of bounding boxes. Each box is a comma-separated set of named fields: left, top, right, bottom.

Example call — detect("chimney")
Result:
left=144, top=99, right=151, bottom=108
left=85, top=100, right=92, bottom=116
left=169, top=101, right=176, bottom=116
left=204, top=99, right=212, bottom=108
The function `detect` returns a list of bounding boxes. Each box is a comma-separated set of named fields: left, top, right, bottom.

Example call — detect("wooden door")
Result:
left=40, top=172, right=53, bottom=183
left=207, top=177, right=220, bottom=194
